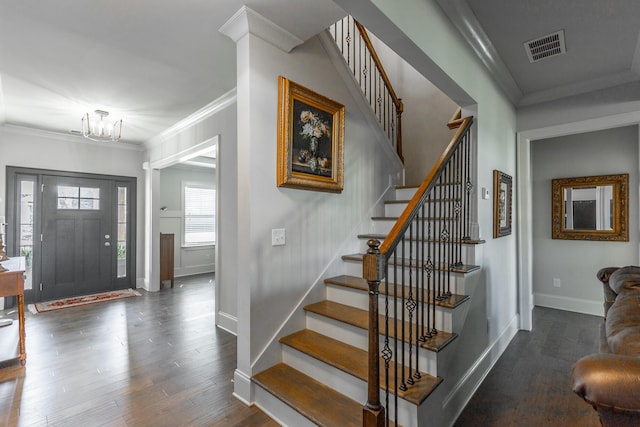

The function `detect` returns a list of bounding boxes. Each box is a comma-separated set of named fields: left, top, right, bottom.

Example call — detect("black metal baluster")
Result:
left=399, top=235, right=407, bottom=391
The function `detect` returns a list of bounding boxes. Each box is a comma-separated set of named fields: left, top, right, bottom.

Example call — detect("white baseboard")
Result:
left=175, top=264, right=214, bottom=277
left=443, top=314, right=520, bottom=426
left=233, top=369, right=254, bottom=405
left=534, top=293, right=603, bottom=317
left=217, top=310, right=238, bottom=335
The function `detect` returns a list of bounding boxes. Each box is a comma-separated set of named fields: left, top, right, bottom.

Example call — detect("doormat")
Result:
left=28, top=289, right=141, bottom=314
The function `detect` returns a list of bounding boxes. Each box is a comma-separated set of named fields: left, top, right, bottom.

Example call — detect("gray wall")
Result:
left=159, top=164, right=215, bottom=277
left=531, top=125, right=639, bottom=315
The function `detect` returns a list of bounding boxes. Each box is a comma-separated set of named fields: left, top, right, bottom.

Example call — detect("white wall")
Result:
left=159, top=164, right=215, bottom=277
left=146, top=101, right=237, bottom=333
left=230, top=20, right=404, bottom=399
left=531, top=126, right=639, bottom=315
left=0, top=126, right=145, bottom=286
left=369, top=32, right=458, bottom=185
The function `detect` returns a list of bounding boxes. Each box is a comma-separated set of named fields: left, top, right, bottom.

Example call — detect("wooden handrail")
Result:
left=377, top=114, right=473, bottom=258
left=331, top=17, right=404, bottom=162
left=354, top=20, right=404, bottom=162
left=354, top=21, right=403, bottom=113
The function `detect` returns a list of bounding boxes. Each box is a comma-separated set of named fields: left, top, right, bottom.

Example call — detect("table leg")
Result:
left=17, top=294, right=26, bottom=366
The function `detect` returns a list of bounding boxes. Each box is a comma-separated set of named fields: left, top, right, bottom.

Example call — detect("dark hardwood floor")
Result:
left=0, top=274, right=277, bottom=427
left=455, top=306, right=602, bottom=426
left=0, top=276, right=604, bottom=427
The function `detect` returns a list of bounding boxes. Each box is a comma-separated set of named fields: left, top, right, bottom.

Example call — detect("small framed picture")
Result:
left=276, top=76, right=345, bottom=193
left=493, top=170, right=512, bottom=238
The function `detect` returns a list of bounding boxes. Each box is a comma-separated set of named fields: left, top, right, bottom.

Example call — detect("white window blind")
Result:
left=184, top=186, right=215, bottom=245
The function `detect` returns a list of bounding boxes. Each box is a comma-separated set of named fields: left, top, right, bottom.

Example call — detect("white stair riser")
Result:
left=372, top=218, right=462, bottom=235
left=326, top=284, right=456, bottom=333
left=394, top=185, right=461, bottom=201
left=395, top=187, right=418, bottom=200
left=358, top=239, right=477, bottom=264
left=342, top=262, right=468, bottom=295
left=305, top=311, right=439, bottom=375
left=385, top=202, right=463, bottom=217
left=281, top=346, right=417, bottom=426
left=254, top=384, right=318, bottom=427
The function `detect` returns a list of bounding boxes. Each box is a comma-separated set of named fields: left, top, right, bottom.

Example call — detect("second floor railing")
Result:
left=329, top=16, right=404, bottom=162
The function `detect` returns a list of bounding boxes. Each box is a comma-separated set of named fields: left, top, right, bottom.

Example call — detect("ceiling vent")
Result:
left=524, top=30, right=566, bottom=63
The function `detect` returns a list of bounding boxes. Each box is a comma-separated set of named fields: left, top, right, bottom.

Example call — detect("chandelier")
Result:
left=81, top=110, right=122, bottom=142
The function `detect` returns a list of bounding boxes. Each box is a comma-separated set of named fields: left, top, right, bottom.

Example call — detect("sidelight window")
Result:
left=117, top=186, right=127, bottom=278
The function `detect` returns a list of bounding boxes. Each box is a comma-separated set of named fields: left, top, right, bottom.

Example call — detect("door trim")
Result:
left=6, top=166, right=137, bottom=304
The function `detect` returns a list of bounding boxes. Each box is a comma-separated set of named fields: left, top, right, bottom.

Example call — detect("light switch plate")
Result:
left=482, top=187, right=490, bottom=200
left=272, top=228, right=286, bottom=246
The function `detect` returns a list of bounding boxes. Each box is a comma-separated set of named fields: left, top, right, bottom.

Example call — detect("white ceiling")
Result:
left=436, top=0, right=640, bottom=107
left=2, top=0, right=638, bottom=146
left=0, top=0, right=344, bottom=145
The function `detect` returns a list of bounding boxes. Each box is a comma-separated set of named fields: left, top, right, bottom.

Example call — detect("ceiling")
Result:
left=0, top=0, right=344, bottom=145
left=436, top=0, right=640, bottom=106
left=1, top=0, right=638, bottom=146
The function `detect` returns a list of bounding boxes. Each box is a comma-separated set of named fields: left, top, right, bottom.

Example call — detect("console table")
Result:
left=0, top=257, right=26, bottom=366
left=160, top=233, right=174, bottom=289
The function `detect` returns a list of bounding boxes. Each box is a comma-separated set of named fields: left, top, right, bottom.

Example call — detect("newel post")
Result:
left=362, top=239, right=385, bottom=427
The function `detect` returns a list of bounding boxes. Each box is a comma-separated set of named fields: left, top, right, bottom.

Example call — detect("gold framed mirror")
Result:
left=551, top=173, right=628, bottom=241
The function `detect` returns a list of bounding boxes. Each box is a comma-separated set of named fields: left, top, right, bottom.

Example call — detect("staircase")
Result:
left=253, top=178, right=482, bottom=426
left=251, top=17, right=482, bottom=427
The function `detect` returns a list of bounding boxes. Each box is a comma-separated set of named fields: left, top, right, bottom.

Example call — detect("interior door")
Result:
left=41, top=176, right=113, bottom=300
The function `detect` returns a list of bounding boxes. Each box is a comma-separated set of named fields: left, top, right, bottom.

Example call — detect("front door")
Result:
left=41, top=176, right=113, bottom=300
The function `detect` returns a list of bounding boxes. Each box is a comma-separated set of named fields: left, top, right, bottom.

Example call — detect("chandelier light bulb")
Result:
left=81, top=109, right=122, bottom=142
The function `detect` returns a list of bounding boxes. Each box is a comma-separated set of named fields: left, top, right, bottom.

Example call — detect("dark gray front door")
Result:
left=41, top=176, right=113, bottom=300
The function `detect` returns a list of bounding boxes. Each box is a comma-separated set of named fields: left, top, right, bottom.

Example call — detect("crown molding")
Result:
left=147, top=87, right=237, bottom=148
left=436, top=0, right=522, bottom=105
left=518, top=70, right=640, bottom=107
left=219, top=5, right=303, bottom=53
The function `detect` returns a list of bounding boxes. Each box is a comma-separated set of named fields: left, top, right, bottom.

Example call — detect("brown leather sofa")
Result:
left=571, top=266, right=640, bottom=426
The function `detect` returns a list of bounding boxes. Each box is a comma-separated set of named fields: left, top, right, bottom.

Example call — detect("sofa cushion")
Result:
left=609, top=266, right=640, bottom=295
left=606, top=289, right=640, bottom=356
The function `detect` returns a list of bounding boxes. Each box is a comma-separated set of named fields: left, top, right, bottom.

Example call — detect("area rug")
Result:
left=28, top=289, right=141, bottom=314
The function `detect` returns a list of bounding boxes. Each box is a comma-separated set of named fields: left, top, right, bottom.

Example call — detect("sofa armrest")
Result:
left=597, top=267, right=619, bottom=284
left=572, top=354, right=640, bottom=413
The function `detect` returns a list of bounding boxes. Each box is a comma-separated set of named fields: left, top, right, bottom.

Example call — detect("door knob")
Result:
left=105, top=242, right=111, bottom=247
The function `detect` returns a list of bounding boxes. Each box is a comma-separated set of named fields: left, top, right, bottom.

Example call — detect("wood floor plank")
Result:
left=0, top=274, right=277, bottom=427
left=454, top=307, right=602, bottom=426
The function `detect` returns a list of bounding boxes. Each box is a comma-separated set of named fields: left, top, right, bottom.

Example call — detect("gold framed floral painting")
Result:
left=493, top=170, right=512, bottom=238
left=277, top=76, right=345, bottom=193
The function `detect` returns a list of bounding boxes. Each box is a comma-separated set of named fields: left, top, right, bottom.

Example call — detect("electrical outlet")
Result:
left=553, top=278, right=561, bottom=288
left=272, top=228, right=285, bottom=246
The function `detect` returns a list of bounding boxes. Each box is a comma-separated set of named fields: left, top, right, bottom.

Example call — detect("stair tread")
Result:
left=341, top=253, right=480, bottom=274
left=357, top=233, right=485, bottom=245
left=281, top=329, right=442, bottom=405
left=304, top=300, right=457, bottom=352
left=325, top=275, right=469, bottom=308
left=253, top=363, right=362, bottom=427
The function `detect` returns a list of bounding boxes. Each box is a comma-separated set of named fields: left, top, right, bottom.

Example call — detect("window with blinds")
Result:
left=183, top=186, right=215, bottom=245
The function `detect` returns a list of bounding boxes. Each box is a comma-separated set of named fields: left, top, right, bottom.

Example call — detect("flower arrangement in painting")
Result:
left=299, top=110, right=330, bottom=153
